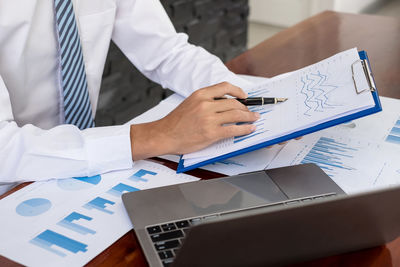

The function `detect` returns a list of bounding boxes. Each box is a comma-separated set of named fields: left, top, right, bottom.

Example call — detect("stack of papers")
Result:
left=0, top=161, right=198, bottom=267
left=181, top=48, right=377, bottom=169
left=268, top=96, right=400, bottom=194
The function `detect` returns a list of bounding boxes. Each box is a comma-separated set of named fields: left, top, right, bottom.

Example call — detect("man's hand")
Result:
left=130, top=82, right=260, bottom=160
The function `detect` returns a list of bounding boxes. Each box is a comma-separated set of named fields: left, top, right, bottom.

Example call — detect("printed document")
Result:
left=182, top=48, right=376, bottom=167
left=268, top=97, right=400, bottom=194
left=0, top=161, right=198, bottom=267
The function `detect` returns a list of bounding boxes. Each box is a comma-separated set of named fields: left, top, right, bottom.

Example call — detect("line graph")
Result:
left=300, top=71, right=339, bottom=116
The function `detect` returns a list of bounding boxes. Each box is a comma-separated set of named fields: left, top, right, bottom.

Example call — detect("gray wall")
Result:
left=95, top=0, right=249, bottom=126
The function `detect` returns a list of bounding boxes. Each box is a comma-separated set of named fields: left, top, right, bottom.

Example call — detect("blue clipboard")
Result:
left=177, top=51, right=382, bottom=173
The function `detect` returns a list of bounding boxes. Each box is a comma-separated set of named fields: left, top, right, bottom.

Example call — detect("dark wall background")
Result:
left=95, top=0, right=249, bottom=126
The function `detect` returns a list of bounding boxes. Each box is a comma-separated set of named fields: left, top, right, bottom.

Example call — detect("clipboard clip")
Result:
left=351, top=59, right=376, bottom=94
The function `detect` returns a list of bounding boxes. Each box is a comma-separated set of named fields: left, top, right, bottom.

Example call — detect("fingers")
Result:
left=217, top=109, right=259, bottom=125
left=212, top=98, right=249, bottom=113
left=213, top=82, right=247, bottom=99
left=220, top=124, right=256, bottom=139
left=195, top=82, right=247, bottom=100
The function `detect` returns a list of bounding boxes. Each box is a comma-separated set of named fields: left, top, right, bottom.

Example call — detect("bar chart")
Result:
left=300, top=136, right=357, bottom=177
left=385, top=117, right=400, bottom=145
left=233, top=128, right=267, bottom=144
left=83, top=197, right=115, bottom=214
left=128, top=169, right=157, bottom=182
left=212, top=159, right=245, bottom=167
left=233, top=86, right=273, bottom=144
left=30, top=230, right=88, bottom=257
left=58, top=175, right=101, bottom=191
left=247, top=87, right=269, bottom=97
left=57, top=212, right=96, bottom=235
left=0, top=160, right=199, bottom=267
left=107, top=183, right=139, bottom=197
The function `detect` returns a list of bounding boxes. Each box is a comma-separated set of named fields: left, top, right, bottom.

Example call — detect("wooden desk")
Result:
left=1, top=10, right=400, bottom=267
left=227, top=11, right=400, bottom=99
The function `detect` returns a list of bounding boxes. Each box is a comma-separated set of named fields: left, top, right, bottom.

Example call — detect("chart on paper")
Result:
left=385, top=116, right=400, bottom=145
left=182, top=48, right=376, bottom=168
left=300, top=71, right=340, bottom=117
left=0, top=161, right=198, bottom=267
left=268, top=133, right=400, bottom=194
left=299, top=136, right=358, bottom=177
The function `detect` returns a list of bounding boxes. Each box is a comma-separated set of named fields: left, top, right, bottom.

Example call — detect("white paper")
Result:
left=267, top=97, right=400, bottom=194
left=161, top=145, right=284, bottom=176
left=0, top=161, right=198, bottom=267
left=323, top=96, right=400, bottom=144
left=268, top=132, right=400, bottom=194
left=183, top=48, right=376, bottom=167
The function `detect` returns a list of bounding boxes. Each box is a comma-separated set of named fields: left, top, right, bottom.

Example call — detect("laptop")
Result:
left=122, top=163, right=400, bottom=266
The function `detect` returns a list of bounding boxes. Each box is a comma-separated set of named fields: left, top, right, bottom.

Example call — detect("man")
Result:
left=0, top=0, right=259, bottom=194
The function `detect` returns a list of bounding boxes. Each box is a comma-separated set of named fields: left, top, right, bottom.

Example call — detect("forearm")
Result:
left=130, top=122, right=175, bottom=160
left=0, top=121, right=133, bottom=183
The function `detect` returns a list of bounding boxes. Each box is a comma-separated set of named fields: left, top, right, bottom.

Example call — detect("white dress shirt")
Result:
left=0, top=0, right=251, bottom=194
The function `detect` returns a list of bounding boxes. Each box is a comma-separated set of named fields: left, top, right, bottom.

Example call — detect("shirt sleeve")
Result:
left=0, top=75, right=133, bottom=185
left=112, top=0, right=253, bottom=97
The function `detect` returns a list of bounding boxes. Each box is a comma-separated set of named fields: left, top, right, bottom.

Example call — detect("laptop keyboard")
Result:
left=146, top=193, right=337, bottom=266
left=147, top=217, right=206, bottom=266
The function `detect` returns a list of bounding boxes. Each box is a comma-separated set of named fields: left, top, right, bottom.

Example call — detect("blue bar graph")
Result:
left=83, top=197, right=115, bottom=214
left=386, top=118, right=400, bottom=145
left=390, top=127, right=400, bottom=135
left=107, top=183, right=140, bottom=197
left=73, top=175, right=101, bottom=185
left=129, top=169, right=157, bottom=182
left=57, top=212, right=96, bottom=235
left=232, top=104, right=273, bottom=144
left=300, top=137, right=357, bottom=177
left=213, top=159, right=245, bottom=167
left=248, top=88, right=270, bottom=97
left=30, top=230, right=87, bottom=257
left=233, top=129, right=267, bottom=144
left=58, top=174, right=101, bottom=191
left=386, top=135, right=400, bottom=145
left=248, top=106, right=272, bottom=116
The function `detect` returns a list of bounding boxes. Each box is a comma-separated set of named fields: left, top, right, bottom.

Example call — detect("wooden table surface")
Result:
left=227, top=11, right=400, bottom=99
left=1, top=10, right=400, bottom=267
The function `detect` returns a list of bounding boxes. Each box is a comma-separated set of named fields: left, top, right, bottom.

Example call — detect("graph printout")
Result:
left=386, top=117, right=400, bottom=145
left=183, top=48, right=377, bottom=167
left=0, top=161, right=198, bottom=267
left=268, top=132, right=400, bottom=194
left=326, top=97, right=400, bottom=143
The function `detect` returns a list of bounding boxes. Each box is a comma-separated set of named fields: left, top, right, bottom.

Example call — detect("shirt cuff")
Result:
left=82, top=124, right=133, bottom=176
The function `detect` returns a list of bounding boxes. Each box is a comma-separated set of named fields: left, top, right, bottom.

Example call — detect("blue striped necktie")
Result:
left=54, top=0, right=95, bottom=129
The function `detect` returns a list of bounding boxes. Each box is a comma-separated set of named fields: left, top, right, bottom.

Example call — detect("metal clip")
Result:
left=351, top=59, right=376, bottom=94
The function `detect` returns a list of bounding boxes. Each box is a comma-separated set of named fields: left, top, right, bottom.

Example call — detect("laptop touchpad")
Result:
left=179, top=172, right=288, bottom=215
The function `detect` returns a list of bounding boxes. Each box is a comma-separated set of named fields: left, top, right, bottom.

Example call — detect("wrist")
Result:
left=130, top=122, right=175, bottom=161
